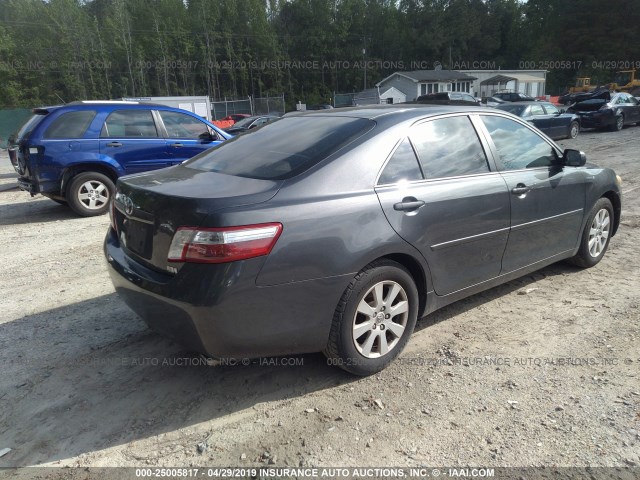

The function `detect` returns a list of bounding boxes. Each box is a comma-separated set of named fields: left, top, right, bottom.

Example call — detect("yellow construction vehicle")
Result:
left=606, top=70, right=640, bottom=96
left=569, top=77, right=595, bottom=93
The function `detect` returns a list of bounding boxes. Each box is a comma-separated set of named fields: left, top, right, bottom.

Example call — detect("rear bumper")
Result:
left=17, top=177, right=37, bottom=194
left=104, top=228, right=350, bottom=358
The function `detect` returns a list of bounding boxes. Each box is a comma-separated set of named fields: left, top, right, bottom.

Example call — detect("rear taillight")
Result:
left=168, top=223, right=282, bottom=263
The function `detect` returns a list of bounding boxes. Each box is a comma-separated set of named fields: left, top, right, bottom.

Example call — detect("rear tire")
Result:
left=567, top=198, right=613, bottom=268
left=324, top=260, right=418, bottom=376
left=66, top=172, right=115, bottom=217
left=568, top=121, right=579, bottom=139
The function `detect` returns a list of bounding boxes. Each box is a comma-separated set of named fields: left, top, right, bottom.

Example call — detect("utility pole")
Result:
left=363, top=36, right=367, bottom=91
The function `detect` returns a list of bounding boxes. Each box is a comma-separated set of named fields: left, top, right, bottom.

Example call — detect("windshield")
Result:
left=231, top=117, right=258, bottom=128
left=614, top=71, right=632, bottom=85
left=12, top=113, right=47, bottom=144
left=187, top=116, right=375, bottom=180
left=497, top=104, right=526, bottom=116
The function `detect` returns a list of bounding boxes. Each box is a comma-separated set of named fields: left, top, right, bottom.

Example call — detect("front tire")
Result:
left=568, top=198, right=613, bottom=268
left=324, top=260, right=419, bottom=376
left=611, top=114, right=624, bottom=132
left=66, top=172, right=115, bottom=217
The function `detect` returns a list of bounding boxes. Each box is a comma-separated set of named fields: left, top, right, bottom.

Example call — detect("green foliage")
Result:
left=0, top=0, right=638, bottom=106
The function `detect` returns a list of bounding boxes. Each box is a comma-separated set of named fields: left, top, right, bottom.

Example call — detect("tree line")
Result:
left=0, top=0, right=638, bottom=110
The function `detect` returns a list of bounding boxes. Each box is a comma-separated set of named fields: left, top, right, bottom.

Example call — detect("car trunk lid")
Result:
left=113, top=165, right=283, bottom=272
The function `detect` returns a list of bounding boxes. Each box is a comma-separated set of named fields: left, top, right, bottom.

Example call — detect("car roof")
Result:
left=287, top=104, right=487, bottom=122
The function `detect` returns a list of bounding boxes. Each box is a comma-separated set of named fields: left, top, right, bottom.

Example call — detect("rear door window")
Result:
left=43, top=110, right=97, bottom=139
left=101, top=110, right=158, bottom=138
left=409, top=116, right=490, bottom=179
left=187, top=116, right=374, bottom=180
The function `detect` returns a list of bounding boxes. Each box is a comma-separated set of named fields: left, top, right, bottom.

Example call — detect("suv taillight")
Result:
left=168, top=223, right=282, bottom=263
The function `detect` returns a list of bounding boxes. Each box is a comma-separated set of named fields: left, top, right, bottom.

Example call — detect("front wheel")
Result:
left=324, top=260, right=419, bottom=376
left=567, top=198, right=614, bottom=268
left=66, top=172, right=115, bottom=217
left=611, top=114, right=624, bottom=132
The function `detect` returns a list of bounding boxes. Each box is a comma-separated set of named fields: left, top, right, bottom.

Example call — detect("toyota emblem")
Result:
left=123, top=196, right=134, bottom=216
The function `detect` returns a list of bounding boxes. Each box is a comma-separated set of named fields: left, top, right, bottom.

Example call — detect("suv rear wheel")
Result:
left=66, top=172, right=115, bottom=216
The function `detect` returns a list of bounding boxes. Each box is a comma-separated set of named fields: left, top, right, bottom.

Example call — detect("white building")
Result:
left=461, top=70, right=547, bottom=98
left=376, top=70, right=477, bottom=101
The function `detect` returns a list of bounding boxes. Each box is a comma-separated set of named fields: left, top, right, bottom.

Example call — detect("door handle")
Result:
left=106, top=142, right=122, bottom=147
left=511, top=184, right=531, bottom=196
left=170, top=143, right=183, bottom=148
left=393, top=198, right=425, bottom=212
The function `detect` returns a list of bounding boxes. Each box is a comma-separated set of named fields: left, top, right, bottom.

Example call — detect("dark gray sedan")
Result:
left=105, top=106, right=622, bottom=376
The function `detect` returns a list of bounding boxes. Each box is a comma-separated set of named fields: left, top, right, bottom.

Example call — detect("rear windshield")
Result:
left=12, top=113, right=47, bottom=143
left=186, top=116, right=375, bottom=180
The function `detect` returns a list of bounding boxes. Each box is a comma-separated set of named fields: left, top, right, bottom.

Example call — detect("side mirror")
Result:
left=563, top=149, right=586, bottom=167
left=199, top=131, right=215, bottom=141
left=559, top=108, right=566, bottom=114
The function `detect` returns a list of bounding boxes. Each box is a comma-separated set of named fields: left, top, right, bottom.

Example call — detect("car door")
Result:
left=99, top=109, right=170, bottom=174
left=156, top=110, right=224, bottom=164
left=375, top=114, right=511, bottom=296
left=525, top=103, right=555, bottom=136
left=477, top=114, right=586, bottom=274
left=541, top=103, right=566, bottom=138
left=617, top=93, right=640, bottom=123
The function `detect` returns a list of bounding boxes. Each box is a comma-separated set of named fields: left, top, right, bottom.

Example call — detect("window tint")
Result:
left=101, top=110, right=158, bottom=138
left=543, top=103, right=559, bottom=114
left=187, top=117, right=374, bottom=180
left=159, top=111, right=211, bottom=139
left=378, top=139, right=423, bottom=185
left=410, top=116, right=489, bottom=179
left=482, top=115, right=558, bottom=170
left=43, top=110, right=96, bottom=139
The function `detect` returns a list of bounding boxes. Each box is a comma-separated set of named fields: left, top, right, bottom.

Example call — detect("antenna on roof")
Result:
left=55, top=93, right=66, bottom=104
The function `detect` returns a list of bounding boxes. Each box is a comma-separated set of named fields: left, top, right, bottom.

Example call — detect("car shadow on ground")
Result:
left=0, top=293, right=354, bottom=467
left=0, top=199, right=83, bottom=226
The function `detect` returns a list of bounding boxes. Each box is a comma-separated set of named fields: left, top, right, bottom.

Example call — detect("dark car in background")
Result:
left=105, top=105, right=621, bottom=376
left=493, top=92, right=538, bottom=102
left=496, top=101, right=581, bottom=139
left=8, top=101, right=230, bottom=216
left=224, top=115, right=280, bottom=134
left=413, top=92, right=480, bottom=106
left=482, top=96, right=506, bottom=107
left=567, top=91, right=640, bottom=131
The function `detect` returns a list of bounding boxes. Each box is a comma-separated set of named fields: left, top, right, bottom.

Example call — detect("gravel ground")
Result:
left=0, top=126, right=639, bottom=473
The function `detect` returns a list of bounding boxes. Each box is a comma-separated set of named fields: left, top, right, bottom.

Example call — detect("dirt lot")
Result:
left=0, top=126, right=639, bottom=472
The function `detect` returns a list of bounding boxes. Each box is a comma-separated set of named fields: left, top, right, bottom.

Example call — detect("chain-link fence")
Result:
left=211, top=95, right=285, bottom=120
left=0, top=108, right=32, bottom=148
left=253, top=94, right=285, bottom=116
left=211, top=98, right=252, bottom=120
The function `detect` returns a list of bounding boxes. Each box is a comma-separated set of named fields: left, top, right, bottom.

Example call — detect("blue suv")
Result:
left=8, top=101, right=230, bottom=216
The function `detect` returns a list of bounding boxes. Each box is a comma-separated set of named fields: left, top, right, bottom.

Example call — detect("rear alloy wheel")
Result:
left=66, top=172, right=115, bottom=217
left=568, top=197, right=613, bottom=268
left=611, top=114, right=624, bottom=132
left=568, top=121, right=579, bottom=139
left=324, top=260, right=418, bottom=376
